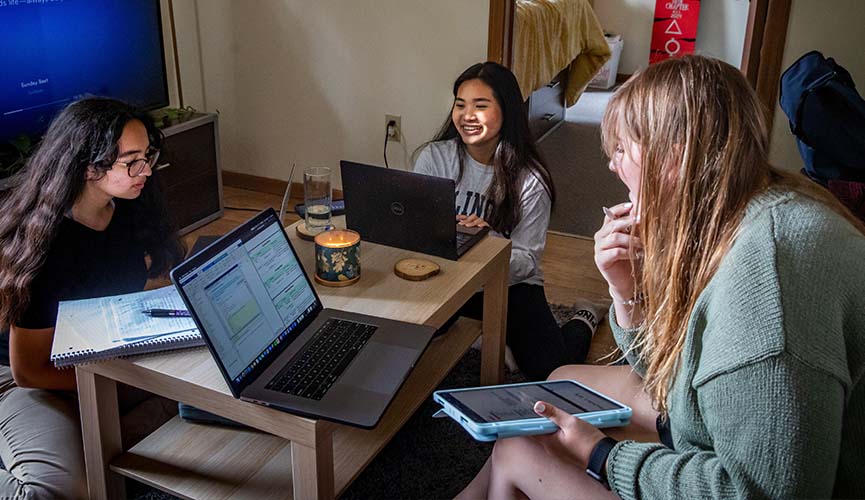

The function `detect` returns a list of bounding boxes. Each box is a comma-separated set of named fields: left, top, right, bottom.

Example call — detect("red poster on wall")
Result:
left=649, top=0, right=701, bottom=64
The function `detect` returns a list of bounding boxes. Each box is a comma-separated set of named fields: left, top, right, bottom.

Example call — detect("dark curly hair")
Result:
left=0, top=97, right=185, bottom=328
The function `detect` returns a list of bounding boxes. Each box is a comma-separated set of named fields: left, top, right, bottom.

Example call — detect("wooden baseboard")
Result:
left=547, top=230, right=593, bottom=241
left=222, top=170, right=343, bottom=199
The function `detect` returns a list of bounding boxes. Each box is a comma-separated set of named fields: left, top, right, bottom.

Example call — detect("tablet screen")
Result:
left=445, top=381, right=623, bottom=424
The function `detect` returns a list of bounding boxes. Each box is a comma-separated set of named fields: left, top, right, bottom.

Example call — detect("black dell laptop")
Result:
left=340, top=160, right=490, bottom=260
left=171, top=208, right=435, bottom=428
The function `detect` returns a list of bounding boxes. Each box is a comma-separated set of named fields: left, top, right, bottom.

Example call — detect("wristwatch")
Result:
left=586, top=436, right=618, bottom=490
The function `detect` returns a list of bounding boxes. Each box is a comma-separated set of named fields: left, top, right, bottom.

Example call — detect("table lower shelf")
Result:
left=110, top=317, right=483, bottom=499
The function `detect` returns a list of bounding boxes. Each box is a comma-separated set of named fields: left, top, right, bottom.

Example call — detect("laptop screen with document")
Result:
left=174, top=210, right=321, bottom=391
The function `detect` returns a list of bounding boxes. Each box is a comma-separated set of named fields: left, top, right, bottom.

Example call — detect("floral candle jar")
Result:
left=313, top=229, right=361, bottom=286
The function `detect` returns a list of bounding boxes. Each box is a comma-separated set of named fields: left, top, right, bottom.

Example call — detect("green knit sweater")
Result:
left=607, top=189, right=865, bottom=499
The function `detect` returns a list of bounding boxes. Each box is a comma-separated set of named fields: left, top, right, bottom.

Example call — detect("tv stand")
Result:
left=157, top=112, right=224, bottom=234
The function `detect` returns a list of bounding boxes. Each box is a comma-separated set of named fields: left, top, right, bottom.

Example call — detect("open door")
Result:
left=488, top=0, right=792, bottom=125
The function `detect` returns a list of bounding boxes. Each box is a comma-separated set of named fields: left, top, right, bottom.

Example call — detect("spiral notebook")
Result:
left=50, top=286, right=204, bottom=367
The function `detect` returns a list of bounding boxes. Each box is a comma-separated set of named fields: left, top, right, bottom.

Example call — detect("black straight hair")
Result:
left=423, top=61, right=555, bottom=236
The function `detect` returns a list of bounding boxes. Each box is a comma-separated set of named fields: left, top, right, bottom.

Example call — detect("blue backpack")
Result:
left=779, top=51, right=865, bottom=183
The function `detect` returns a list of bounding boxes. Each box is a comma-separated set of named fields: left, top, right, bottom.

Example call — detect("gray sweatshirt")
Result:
left=413, top=139, right=551, bottom=286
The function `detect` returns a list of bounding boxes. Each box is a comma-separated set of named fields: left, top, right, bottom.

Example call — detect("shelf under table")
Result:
left=110, top=317, right=482, bottom=499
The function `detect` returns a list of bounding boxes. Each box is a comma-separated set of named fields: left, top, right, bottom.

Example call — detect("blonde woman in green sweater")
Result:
left=457, top=55, right=865, bottom=499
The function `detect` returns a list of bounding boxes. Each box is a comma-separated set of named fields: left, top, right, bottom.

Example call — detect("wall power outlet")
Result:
left=386, top=114, right=401, bottom=142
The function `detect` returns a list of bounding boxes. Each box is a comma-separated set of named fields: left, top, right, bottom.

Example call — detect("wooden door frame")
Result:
left=741, top=0, right=792, bottom=126
left=487, top=0, right=514, bottom=68
left=488, top=0, right=792, bottom=123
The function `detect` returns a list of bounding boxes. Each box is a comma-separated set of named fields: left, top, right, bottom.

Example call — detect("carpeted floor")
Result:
left=539, top=88, right=630, bottom=237
left=123, top=303, right=583, bottom=500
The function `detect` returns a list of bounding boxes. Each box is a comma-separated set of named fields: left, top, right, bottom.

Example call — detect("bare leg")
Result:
left=488, top=434, right=615, bottom=500
left=488, top=365, right=657, bottom=499
left=454, top=457, right=491, bottom=500
left=455, top=364, right=658, bottom=499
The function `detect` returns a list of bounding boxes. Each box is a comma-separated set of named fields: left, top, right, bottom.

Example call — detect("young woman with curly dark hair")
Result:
left=0, top=97, right=185, bottom=498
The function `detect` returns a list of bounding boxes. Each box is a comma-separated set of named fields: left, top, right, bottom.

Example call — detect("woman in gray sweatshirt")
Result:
left=415, top=62, right=601, bottom=381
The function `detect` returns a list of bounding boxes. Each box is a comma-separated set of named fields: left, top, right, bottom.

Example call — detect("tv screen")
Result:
left=0, top=0, right=169, bottom=143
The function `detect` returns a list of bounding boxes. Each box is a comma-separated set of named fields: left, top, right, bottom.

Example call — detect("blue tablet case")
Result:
left=432, top=380, right=632, bottom=441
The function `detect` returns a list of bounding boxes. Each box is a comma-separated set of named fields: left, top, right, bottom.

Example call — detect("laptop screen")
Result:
left=175, top=211, right=319, bottom=388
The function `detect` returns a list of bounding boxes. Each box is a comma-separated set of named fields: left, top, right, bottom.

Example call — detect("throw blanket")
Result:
left=513, top=0, right=610, bottom=106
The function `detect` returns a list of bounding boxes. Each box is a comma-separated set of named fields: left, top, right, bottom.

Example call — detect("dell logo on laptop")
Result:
left=390, top=202, right=405, bottom=216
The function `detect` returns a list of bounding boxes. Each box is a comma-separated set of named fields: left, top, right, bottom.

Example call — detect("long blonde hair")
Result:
left=601, top=55, right=865, bottom=414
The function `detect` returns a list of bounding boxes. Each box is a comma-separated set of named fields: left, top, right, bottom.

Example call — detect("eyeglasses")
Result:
left=114, top=149, right=160, bottom=177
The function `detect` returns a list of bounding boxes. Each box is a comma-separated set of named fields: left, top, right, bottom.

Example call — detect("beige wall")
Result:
left=769, top=0, right=865, bottom=172
left=167, top=0, right=489, bottom=186
left=591, top=0, right=750, bottom=75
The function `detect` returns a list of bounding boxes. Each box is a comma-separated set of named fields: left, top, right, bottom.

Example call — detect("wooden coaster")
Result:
left=295, top=221, right=343, bottom=241
left=295, top=223, right=318, bottom=241
left=394, top=258, right=440, bottom=281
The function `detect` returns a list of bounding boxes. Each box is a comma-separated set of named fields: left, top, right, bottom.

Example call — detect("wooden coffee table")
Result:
left=77, top=219, right=511, bottom=499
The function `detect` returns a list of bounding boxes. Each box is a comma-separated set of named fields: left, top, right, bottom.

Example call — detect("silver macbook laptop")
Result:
left=170, top=208, right=435, bottom=428
left=340, top=160, right=490, bottom=261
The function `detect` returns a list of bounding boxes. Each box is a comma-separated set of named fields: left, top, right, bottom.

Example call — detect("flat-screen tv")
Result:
left=0, top=0, right=169, bottom=143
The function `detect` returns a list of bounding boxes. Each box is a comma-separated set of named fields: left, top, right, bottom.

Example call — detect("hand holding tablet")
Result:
left=433, top=380, right=632, bottom=442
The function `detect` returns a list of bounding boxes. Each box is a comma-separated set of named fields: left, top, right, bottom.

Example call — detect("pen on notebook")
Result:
left=143, top=309, right=191, bottom=318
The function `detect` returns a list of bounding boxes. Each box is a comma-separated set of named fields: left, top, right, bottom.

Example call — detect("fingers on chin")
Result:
left=612, top=201, right=633, bottom=213
left=596, top=248, right=630, bottom=266
left=597, top=221, right=634, bottom=241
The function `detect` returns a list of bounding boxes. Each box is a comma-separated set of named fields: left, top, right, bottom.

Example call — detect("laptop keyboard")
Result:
left=455, top=225, right=489, bottom=256
left=265, top=318, right=377, bottom=400
left=456, top=231, right=473, bottom=247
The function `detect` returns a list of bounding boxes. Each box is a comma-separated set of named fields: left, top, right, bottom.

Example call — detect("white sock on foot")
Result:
left=569, top=299, right=608, bottom=335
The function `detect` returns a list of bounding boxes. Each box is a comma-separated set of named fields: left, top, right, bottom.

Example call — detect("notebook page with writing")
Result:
left=50, top=285, right=203, bottom=367
left=105, top=286, right=196, bottom=341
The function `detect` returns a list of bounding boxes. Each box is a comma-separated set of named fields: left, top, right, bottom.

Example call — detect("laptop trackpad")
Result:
left=343, top=342, right=415, bottom=394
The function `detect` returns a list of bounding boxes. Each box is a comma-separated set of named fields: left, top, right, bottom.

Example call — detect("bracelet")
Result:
left=614, top=294, right=644, bottom=306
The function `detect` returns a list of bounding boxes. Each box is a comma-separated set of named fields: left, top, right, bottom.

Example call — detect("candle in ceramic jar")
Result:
left=314, top=229, right=361, bottom=286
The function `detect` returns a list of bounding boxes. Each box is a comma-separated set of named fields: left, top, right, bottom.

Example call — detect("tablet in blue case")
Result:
left=433, top=380, right=632, bottom=441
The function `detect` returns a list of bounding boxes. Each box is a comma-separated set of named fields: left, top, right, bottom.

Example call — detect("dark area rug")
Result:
left=125, top=303, right=581, bottom=499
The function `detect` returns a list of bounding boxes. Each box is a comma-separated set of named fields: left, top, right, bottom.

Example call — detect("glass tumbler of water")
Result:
left=303, top=166, right=332, bottom=233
